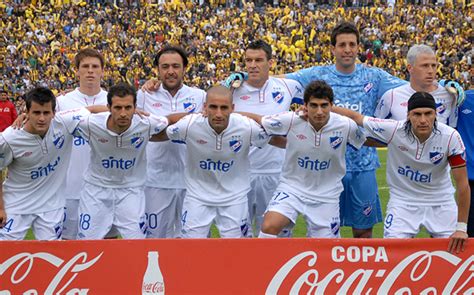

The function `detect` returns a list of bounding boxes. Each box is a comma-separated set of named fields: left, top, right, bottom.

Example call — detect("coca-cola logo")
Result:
left=267, top=247, right=474, bottom=294
left=142, top=282, right=164, bottom=293
left=0, top=252, right=103, bottom=294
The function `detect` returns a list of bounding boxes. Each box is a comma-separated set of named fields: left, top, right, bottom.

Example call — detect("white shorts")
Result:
left=144, top=187, right=185, bottom=238
left=266, top=190, right=340, bottom=238
left=77, top=183, right=146, bottom=240
left=247, top=173, right=280, bottom=236
left=63, top=199, right=120, bottom=240
left=0, top=208, right=63, bottom=241
left=384, top=200, right=457, bottom=238
left=181, top=196, right=249, bottom=238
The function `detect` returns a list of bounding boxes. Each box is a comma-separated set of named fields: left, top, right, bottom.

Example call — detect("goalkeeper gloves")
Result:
left=222, top=72, right=248, bottom=89
left=439, top=79, right=465, bottom=106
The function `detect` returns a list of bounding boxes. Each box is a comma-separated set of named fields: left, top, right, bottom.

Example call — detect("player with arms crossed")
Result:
left=333, top=92, right=470, bottom=253
left=0, top=87, right=101, bottom=240
left=75, top=83, right=178, bottom=240
left=242, top=81, right=365, bottom=238
left=137, top=46, right=206, bottom=238
left=158, top=85, right=271, bottom=238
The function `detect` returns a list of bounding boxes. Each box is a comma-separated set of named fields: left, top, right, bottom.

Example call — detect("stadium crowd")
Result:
left=0, top=0, right=472, bottom=107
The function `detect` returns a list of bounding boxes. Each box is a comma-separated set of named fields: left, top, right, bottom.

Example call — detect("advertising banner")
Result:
left=0, top=238, right=472, bottom=294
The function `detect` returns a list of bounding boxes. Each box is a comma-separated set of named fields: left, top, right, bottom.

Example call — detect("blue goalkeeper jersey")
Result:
left=287, top=64, right=406, bottom=171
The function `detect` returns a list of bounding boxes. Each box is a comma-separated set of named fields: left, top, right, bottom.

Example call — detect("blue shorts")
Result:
left=340, top=170, right=382, bottom=229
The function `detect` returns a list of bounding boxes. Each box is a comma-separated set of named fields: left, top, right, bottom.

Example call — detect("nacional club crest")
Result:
left=429, top=151, right=444, bottom=165
left=53, top=133, right=65, bottom=149
left=330, top=221, right=340, bottom=236
left=229, top=139, right=242, bottom=153
left=330, top=136, right=343, bottom=149
left=183, top=102, right=197, bottom=113
left=131, top=136, right=145, bottom=149
left=272, top=92, right=284, bottom=104
left=436, top=102, right=446, bottom=114
left=363, top=82, right=374, bottom=93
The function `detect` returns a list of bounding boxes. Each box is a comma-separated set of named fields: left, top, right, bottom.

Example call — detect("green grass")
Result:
left=26, top=148, right=429, bottom=239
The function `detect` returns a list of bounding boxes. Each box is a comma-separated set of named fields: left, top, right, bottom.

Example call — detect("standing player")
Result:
left=457, top=88, right=474, bottom=237
left=333, top=92, right=470, bottom=253
left=231, top=40, right=303, bottom=236
left=75, top=83, right=177, bottom=240
left=0, top=87, right=98, bottom=240
left=163, top=86, right=270, bottom=238
left=56, top=48, right=110, bottom=240
left=137, top=46, right=206, bottom=238
left=376, top=45, right=458, bottom=126
left=0, top=90, right=18, bottom=132
left=249, top=81, right=365, bottom=238
left=282, top=21, right=405, bottom=238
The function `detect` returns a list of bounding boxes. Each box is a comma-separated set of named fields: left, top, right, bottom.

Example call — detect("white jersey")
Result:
left=0, top=108, right=90, bottom=214
left=233, top=77, right=303, bottom=174
left=363, top=116, right=465, bottom=205
left=77, top=113, right=169, bottom=188
left=166, top=113, right=269, bottom=205
left=262, top=112, right=365, bottom=203
left=56, top=88, right=108, bottom=200
left=376, top=84, right=458, bottom=127
left=137, top=85, right=206, bottom=189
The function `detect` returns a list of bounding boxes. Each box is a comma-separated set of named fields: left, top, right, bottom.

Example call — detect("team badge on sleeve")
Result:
left=429, top=151, right=444, bottom=165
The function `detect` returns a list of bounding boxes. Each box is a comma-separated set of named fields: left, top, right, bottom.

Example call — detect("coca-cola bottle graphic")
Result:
left=142, top=251, right=165, bottom=295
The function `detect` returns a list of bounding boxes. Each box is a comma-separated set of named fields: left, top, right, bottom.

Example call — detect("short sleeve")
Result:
left=362, top=116, right=400, bottom=144
left=248, top=118, right=269, bottom=148
left=56, top=108, right=91, bottom=135
left=375, top=89, right=393, bottom=119
left=148, top=114, right=169, bottom=136
left=166, top=114, right=193, bottom=144
left=347, top=119, right=366, bottom=150
left=447, top=130, right=465, bottom=157
left=261, top=111, right=295, bottom=136
left=0, top=135, right=14, bottom=169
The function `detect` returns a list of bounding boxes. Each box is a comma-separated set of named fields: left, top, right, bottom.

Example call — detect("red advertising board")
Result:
left=0, top=238, right=473, bottom=294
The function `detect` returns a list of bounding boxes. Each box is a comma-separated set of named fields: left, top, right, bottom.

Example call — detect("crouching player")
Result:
left=333, top=92, right=470, bottom=253
left=253, top=80, right=366, bottom=238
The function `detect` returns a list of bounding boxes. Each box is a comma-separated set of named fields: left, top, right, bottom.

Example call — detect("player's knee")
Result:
left=261, top=219, right=284, bottom=235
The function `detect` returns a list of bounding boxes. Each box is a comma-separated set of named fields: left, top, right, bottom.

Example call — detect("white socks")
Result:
left=258, top=231, right=277, bottom=238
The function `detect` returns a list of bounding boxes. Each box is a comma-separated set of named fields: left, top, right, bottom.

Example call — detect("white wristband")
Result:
left=456, top=222, right=467, bottom=233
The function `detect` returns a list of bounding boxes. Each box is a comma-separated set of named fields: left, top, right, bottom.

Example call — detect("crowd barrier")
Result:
left=0, top=238, right=473, bottom=294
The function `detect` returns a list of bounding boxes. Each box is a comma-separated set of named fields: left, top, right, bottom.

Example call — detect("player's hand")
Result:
left=222, top=72, right=248, bottom=89
left=439, top=79, right=465, bottom=106
left=447, top=230, right=468, bottom=254
left=135, top=109, right=150, bottom=118
left=141, top=78, right=160, bottom=93
left=12, top=113, right=27, bottom=129
left=296, top=105, right=308, bottom=121
left=0, top=208, right=6, bottom=228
